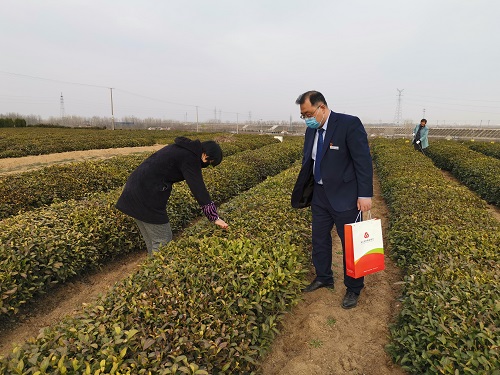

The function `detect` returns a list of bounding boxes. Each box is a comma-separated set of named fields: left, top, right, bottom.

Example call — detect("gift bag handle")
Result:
left=355, top=210, right=372, bottom=223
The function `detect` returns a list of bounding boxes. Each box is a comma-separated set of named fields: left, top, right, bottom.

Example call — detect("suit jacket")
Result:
left=291, top=111, right=373, bottom=211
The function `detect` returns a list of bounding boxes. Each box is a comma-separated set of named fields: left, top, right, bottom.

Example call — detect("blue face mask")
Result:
left=302, top=105, right=324, bottom=129
left=305, top=117, right=321, bottom=129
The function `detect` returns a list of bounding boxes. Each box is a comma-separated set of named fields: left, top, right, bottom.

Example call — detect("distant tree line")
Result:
left=0, top=113, right=183, bottom=129
left=0, top=118, right=27, bottom=128
left=0, top=113, right=296, bottom=130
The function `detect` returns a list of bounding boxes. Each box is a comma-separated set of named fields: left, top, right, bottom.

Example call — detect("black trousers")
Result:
left=311, top=183, right=365, bottom=294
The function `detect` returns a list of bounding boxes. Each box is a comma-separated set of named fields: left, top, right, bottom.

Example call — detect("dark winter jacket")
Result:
left=116, top=137, right=212, bottom=224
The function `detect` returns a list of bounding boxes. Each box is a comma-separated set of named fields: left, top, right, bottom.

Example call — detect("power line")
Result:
left=0, top=71, right=109, bottom=89
left=405, top=97, right=500, bottom=110
left=0, top=70, right=250, bottom=118
left=409, top=93, right=500, bottom=103
left=114, top=88, right=198, bottom=109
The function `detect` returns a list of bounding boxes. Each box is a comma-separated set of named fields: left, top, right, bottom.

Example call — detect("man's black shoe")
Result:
left=302, top=280, right=334, bottom=293
left=341, top=291, right=359, bottom=309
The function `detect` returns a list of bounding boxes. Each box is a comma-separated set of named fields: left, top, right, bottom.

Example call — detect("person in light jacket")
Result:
left=116, top=136, right=228, bottom=256
left=412, top=119, right=429, bottom=152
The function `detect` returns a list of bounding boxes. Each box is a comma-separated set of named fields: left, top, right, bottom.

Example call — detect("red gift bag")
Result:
left=344, top=212, right=385, bottom=278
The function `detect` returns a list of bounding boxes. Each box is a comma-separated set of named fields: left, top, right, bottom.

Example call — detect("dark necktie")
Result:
left=314, top=128, right=324, bottom=183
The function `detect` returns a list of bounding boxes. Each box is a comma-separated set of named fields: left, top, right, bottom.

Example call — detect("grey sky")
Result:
left=1, top=0, right=499, bottom=125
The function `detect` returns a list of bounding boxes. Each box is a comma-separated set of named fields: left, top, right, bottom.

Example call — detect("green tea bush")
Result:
left=371, top=138, right=500, bottom=374
left=0, top=139, right=302, bottom=319
left=0, top=128, right=278, bottom=158
left=467, top=140, right=500, bottom=160
left=0, top=134, right=279, bottom=219
left=426, top=140, right=500, bottom=206
left=0, top=164, right=311, bottom=374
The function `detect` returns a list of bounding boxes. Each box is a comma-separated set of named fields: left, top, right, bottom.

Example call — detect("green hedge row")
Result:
left=0, top=163, right=311, bottom=374
left=466, top=140, right=500, bottom=160
left=0, top=138, right=303, bottom=319
left=0, top=134, right=279, bottom=219
left=425, top=140, right=500, bottom=206
left=371, top=138, right=500, bottom=374
left=0, top=128, right=170, bottom=158
left=0, top=128, right=273, bottom=158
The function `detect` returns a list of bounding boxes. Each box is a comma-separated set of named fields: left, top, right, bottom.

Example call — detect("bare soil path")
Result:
left=1, top=147, right=407, bottom=374
left=259, top=170, right=407, bottom=375
left=0, top=145, right=164, bottom=175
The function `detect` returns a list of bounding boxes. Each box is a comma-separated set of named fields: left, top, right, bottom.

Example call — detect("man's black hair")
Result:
left=295, top=90, right=328, bottom=107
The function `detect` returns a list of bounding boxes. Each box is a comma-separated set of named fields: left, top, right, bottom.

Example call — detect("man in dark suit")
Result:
left=291, top=90, right=373, bottom=309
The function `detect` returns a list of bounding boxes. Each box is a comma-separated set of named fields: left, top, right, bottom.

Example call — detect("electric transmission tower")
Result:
left=60, top=92, right=65, bottom=119
left=393, top=88, right=403, bottom=125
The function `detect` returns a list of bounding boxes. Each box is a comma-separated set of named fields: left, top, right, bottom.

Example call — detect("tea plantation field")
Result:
left=0, top=129, right=498, bottom=374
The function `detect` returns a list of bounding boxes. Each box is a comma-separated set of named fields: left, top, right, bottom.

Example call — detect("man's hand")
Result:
left=416, top=140, right=421, bottom=144
left=357, top=197, right=372, bottom=212
left=215, top=218, right=228, bottom=229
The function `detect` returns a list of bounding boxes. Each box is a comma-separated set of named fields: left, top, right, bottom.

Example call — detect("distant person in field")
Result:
left=291, top=90, right=373, bottom=310
left=116, top=137, right=228, bottom=256
left=412, top=119, right=429, bottom=152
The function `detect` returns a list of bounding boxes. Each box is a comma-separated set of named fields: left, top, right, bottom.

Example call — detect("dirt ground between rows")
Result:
left=0, top=144, right=165, bottom=175
left=0, top=146, right=407, bottom=374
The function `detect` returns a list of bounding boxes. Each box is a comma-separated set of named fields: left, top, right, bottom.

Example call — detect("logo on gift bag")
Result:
left=364, top=232, right=369, bottom=238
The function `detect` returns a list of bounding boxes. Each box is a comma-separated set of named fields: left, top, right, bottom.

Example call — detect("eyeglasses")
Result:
left=300, top=105, right=321, bottom=120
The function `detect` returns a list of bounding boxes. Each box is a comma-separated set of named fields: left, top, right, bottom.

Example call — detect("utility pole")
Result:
left=393, top=88, right=404, bottom=125
left=110, top=88, right=115, bottom=130
left=196, top=106, right=199, bottom=132
left=423, top=108, right=426, bottom=118
left=236, top=113, right=239, bottom=134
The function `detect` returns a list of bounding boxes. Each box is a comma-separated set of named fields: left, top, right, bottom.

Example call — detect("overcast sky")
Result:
left=1, top=0, right=499, bottom=126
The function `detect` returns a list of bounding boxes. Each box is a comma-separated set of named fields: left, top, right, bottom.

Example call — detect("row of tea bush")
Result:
left=0, top=163, right=312, bottom=374
left=425, top=140, right=500, bottom=206
left=0, top=128, right=195, bottom=158
left=0, top=128, right=271, bottom=158
left=0, top=134, right=279, bottom=219
left=466, top=140, right=500, bottom=159
left=0, top=138, right=302, bottom=320
left=371, top=138, right=500, bottom=374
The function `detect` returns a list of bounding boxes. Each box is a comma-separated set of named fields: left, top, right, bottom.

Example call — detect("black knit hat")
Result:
left=201, top=140, right=223, bottom=166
